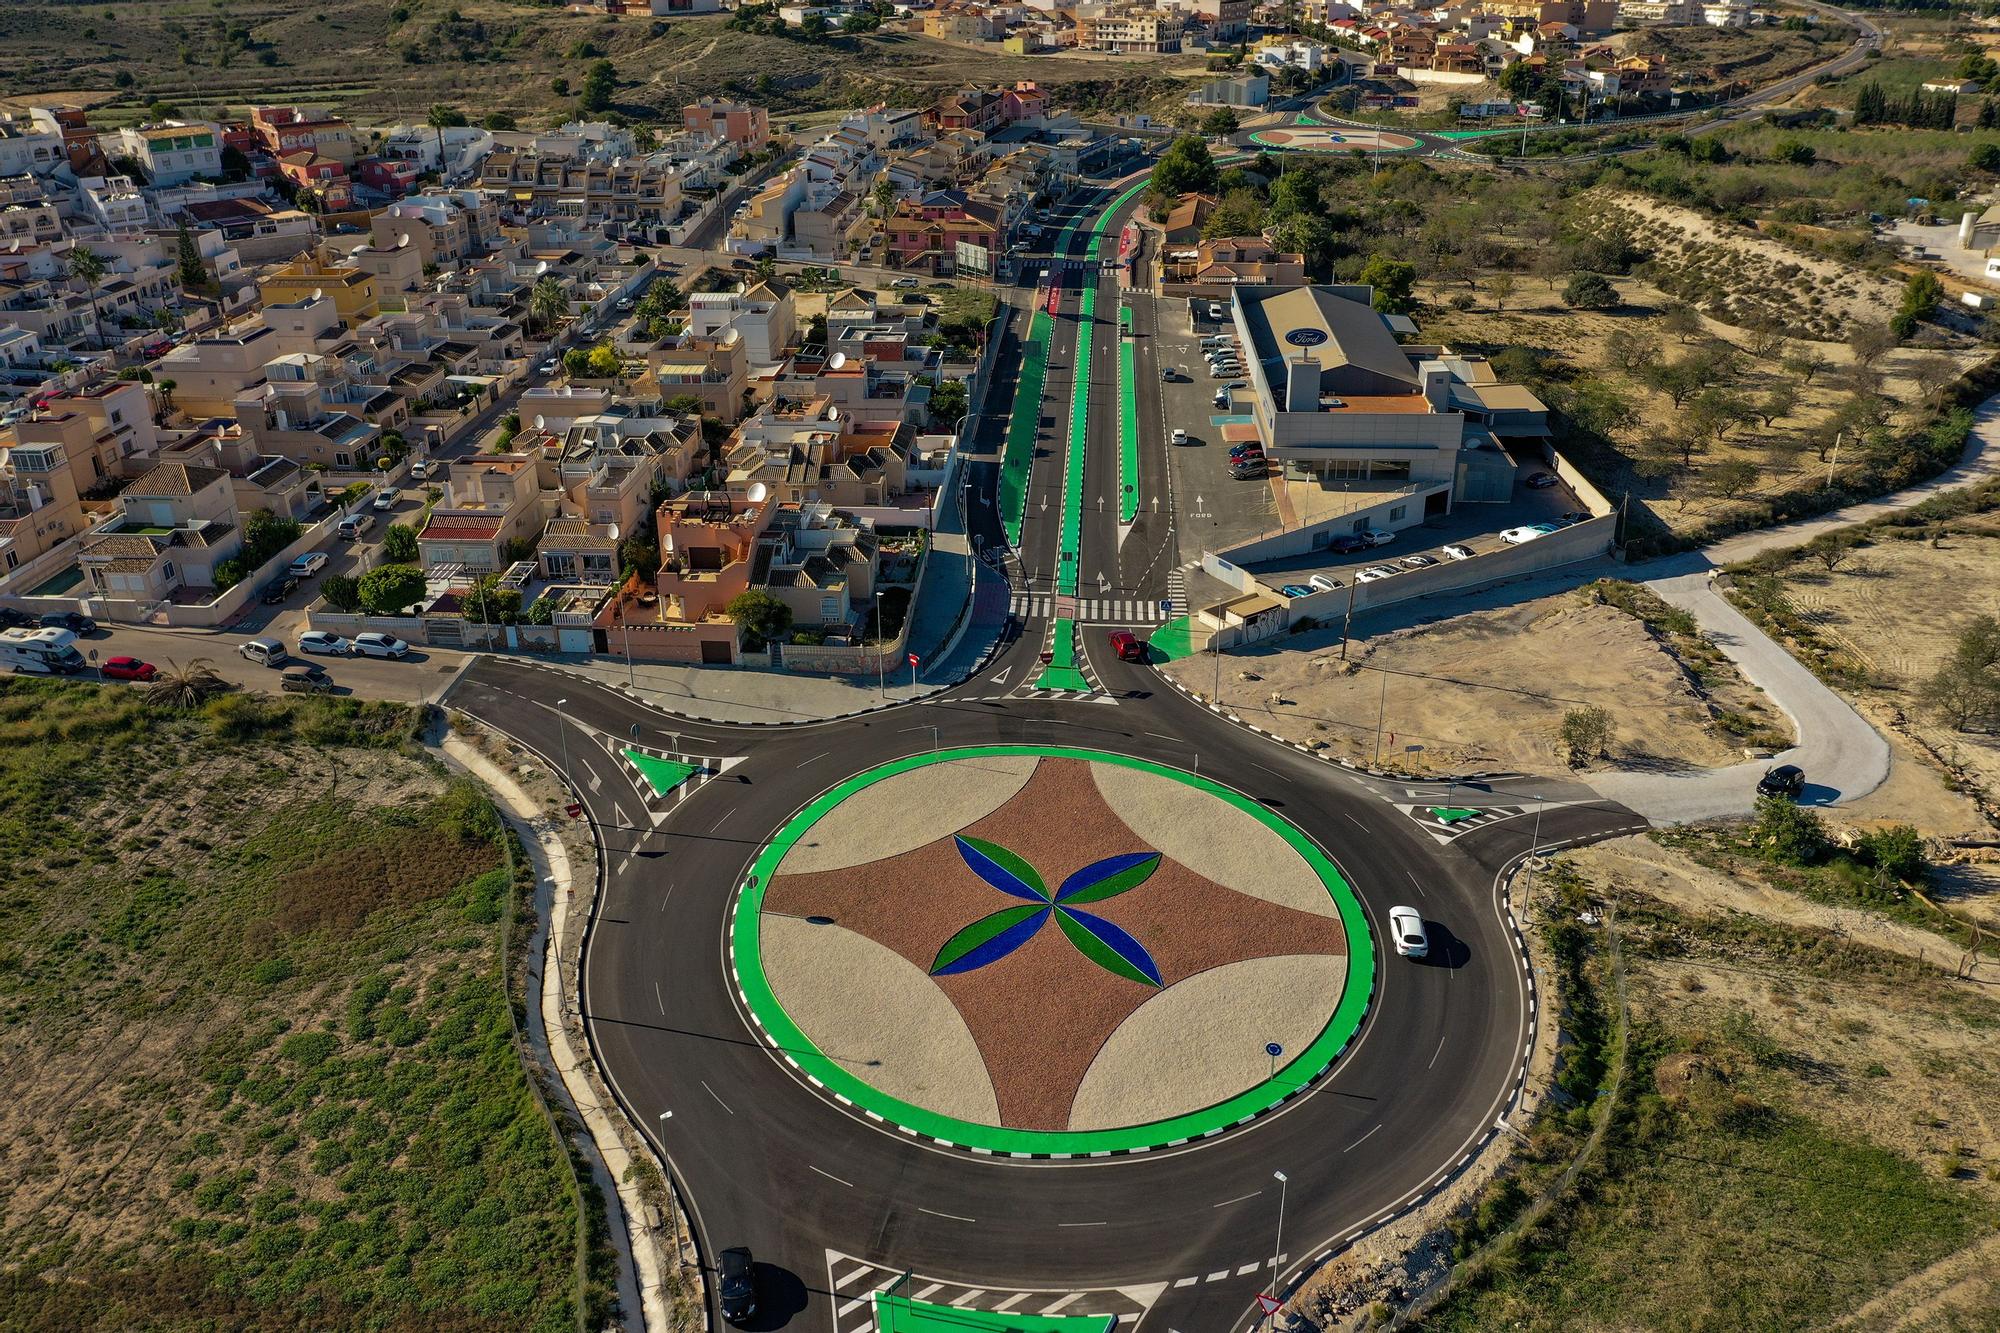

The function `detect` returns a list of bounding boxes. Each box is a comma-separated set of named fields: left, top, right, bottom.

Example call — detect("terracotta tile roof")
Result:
left=419, top=513, right=505, bottom=540
left=125, top=461, right=228, bottom=497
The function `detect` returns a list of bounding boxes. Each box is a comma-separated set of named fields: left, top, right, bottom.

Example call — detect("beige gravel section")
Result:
left=777, top=753, right=1038, bottom=874
left=760, top=915, right=1001, bottom=1125
left=1067, top=954, right=1347, bottom=1130
left=1091, top=763, right=1335, bottom=917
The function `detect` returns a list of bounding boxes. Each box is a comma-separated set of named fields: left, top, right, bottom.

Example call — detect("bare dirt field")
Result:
left=1163, top=585, right=1790, bottom=775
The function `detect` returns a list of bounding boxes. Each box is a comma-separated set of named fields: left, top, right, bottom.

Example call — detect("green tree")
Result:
left=1560, top=705, right=1613, bottom=764
left=530, top=275, right=567, bottom=335
left=1769, top=137, right=1816, bottom=166
left=321, top=573, right=362, bottom=612
left=1200, top=106, right=1240, bottom=138
left=1562, top=272, right=1617, bottom=309
left=174, top=221, right=207, bottom=289
left=579, top=60, right=617, bottom=114
left=463, top=575, right=523, bottom=624
left=1858, top=825, right=1926, bottom=882
left=1358, top=255, right=1416, bottom=315
left=586, top=343, right=622, bottom=378
left=358, top=563, right=427, bottom=615
left=67, top=247, right=109, bottom=348
left=928, top=377, right=968, bottom=428
left=1918, top=614, right=2000, bottom=729
left=1658, top=303, right=1703, bottom=344
left=725, top=588, right=792, bottom=650
left=482, top=112, right=516, bottom=132
left=563, top=347, right=592, bottom=378
left=381, top=522, right=419, bottom=563
left=1753, top=795, right=1828, bottom=866
left=1756, top=382, right=1798, bottom=428
left=426, top=103, right=466, bottom=173
left=1970, top=142, right=2000, bottom=174
left=1150, top=134, right=1219, bottom=203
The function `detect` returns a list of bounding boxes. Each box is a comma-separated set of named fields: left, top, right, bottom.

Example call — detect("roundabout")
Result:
left=733, top=746, right=1375, bottom=1155
left=1246, top=126, right=1421, bottom=154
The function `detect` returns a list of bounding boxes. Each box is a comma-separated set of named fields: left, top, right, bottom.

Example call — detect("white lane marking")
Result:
left=948, top=1288, right=987, bottom=1306
left=920, top=1207, right=977, bottom=1222
left=1345, top=812, right=1368, bottom=830
left=1406, top=869, right=1427, bottom=899
left=1253, top=762, right=1283, bottom=780
left=1429, top=1030, right=1449, bottom=1069
left=1172, top=1276, right=1198, bottom=1288
left=1057, top=1220, right=1107, bottom=1228
left=1345, top=1123, right=1383, bottom=1153
left=835, top=1265, right=871, bottom=1290
left=810, top=1165, right=854, bottom=1188
left=1041, top=1292, right=1084, bottom=1313
left=993, top=1294, right=1028, bottom=1312
left=1235, top=1262, right=1259, bottom=1276
left=710, top=807, right=736, bottom=832
left=701, top=1080, right=735, bottom=1114
left=654, top=981, right=665, bottom=1014
left=801, top=751, right=829, bottom=766
left=1205, top=1270, right=1230, bottom=1282
left=836, top=1293, right=871, bottom=1317
left=913, top=1283, right=945, bottom=1300
left=992, top=665, right=1013, bottom=687
left=1212, top=1191, right=1261, bottom=1208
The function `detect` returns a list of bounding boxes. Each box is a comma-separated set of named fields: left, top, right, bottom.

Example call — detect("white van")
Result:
left=239, top=637, right=288, bottom=667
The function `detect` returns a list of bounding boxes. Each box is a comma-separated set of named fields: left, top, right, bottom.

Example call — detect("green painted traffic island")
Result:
left=730, top=746, right=1375, bottom=1156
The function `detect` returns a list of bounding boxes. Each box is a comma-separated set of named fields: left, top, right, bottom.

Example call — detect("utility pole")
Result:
left=1371, top=668, right=1388, bottom=767
left=1340, top=573, right=1359, bottom=660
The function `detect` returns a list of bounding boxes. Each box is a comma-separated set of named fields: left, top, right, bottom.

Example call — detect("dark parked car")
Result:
left=1329, top=534, right=1369, bottom=554
left=719, top=1247, right=757, bottom=1326
left=1524, top=472, right=1559, bottom=489
left=1756, top=764, right=1805, bottom=799
left=260, top=576, right=298, bottom=605
left=39, top=610, right=96, bottom=634
left=0, top=606, right=30, bottom=629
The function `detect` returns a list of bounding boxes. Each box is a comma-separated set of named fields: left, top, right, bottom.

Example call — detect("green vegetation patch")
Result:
left=0, top=680, right=593, bottom=1331
left=877, top=1293, right=1114, bottom=1332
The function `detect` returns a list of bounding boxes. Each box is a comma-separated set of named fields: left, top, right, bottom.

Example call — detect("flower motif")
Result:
left=930, top=836, right=1164, bottom=986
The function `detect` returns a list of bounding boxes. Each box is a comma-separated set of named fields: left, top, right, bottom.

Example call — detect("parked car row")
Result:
left=239, top=631, right=412, bottom=667
left=0, top=607, right=98, bottom=635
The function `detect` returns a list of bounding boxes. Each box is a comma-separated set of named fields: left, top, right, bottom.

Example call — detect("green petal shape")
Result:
left=1055, top=907, right=1162, bottom=987
left=955, top=835, right=1048, bottom=901
left=1056, top=851, right=1161, bottom=904
left=930, top=903, right=1049, bottom=976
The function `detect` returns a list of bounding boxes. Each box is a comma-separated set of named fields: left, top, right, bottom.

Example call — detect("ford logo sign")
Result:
left=1285, top=328, right=1329, bottom=347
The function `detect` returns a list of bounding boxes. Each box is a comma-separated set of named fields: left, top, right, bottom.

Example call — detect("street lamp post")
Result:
left=555, top=697, right=573, bottom=792
left=875, top=591, right=886, bottom=700
left=656, top=1111, right=684, bottom=1275
left=1269, top=1170, right=1289, bottom=1327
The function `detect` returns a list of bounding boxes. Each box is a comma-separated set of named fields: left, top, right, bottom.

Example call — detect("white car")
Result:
left=410, top=460, right=434, bottom=480
left=1356, top=565, right=1398, bottom=583
left=1362, top=529, right=1395, bottom=548
left=1401, top=554, right=1437, bottom=569
left=370, top=489, right=398, bottom=512
left=288, top=552, right=329, bottom=578
left=1170, top=428, right=1189, bottom=446
left=1389, top=905, right=1429, bottom=958
left=298, top=630, right=352, bottom=656
left=1307, top=573, right=1342, bottom=593
left=1500, top=525, right=1546, bottom=545
left=1442, top=544, right=1475, bottom=561
left=352, top=632, right=411, bottom=659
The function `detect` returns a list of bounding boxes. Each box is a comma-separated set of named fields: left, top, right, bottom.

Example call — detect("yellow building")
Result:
left=256, top=252, right=380, bottom=323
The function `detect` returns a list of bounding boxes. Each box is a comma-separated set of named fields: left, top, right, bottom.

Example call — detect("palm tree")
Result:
left=146, top=658, right=228, bottom=710
left=154, top=377, right=178, bottom=424
left=427, top=103, right=466, bottom=177
left=530, top=275, right=568, bottom=337
left=66, top=247, right=108, bottom=350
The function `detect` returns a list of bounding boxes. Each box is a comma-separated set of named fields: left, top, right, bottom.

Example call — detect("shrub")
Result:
left=1752, top=795, right=1828, bottom=866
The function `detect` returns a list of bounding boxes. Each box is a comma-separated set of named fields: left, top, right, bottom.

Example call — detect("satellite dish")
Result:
left=311, top=287, right=324, bottom=301
left=535, top=260, right=550, bottom=275
left=828, top=351, right=847, bottom=370
left=533, top=415, right=545, bottom=430
left=746, top=481, right=768, bottom=503
left=828, top=406, right=839, bottom=421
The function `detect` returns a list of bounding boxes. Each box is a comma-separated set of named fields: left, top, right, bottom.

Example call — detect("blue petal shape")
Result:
left=1057, top=906, right=1164, bottom=987
left=930, top=905, right=1051, bottom=976
left=1056, top=850, right=1162, bottom=904
left=954, top=836, right=1048, bottom=902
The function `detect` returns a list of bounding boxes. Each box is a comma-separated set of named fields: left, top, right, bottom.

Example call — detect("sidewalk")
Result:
left=443, top=734, right=671, bottom=1332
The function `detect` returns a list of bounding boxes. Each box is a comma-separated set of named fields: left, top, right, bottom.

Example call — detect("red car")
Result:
left=100, top=656, right=157, bottom=682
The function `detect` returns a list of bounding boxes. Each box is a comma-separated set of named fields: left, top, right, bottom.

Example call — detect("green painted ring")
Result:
left=728, top=744, right=1377, bottom=1157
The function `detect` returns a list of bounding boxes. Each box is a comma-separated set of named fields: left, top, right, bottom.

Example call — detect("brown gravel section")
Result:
left=763, top=757, right=1347, bottom=1131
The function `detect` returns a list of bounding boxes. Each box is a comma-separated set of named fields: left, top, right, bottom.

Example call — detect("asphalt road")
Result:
left=438, top=174, right=1648, bottom=1333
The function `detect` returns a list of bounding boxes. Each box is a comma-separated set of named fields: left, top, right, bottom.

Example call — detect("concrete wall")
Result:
left=1211, top=484, right=1437, bottom=564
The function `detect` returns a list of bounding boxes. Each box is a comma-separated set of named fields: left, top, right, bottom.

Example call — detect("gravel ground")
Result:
left=776, top=753, right=1036, bottom=875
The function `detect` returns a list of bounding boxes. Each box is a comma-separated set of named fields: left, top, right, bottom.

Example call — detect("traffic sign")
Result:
left=564, top=802, right=583, bottom=820
left=907, top=653, right=920, bottom=668
left=1256, top=1294, right=1282, bottom=1315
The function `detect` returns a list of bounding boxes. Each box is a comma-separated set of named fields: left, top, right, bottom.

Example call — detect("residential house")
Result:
left=1163, top=236, right=1308, bottom=293
left=0, top=113, right=69, bottom=178
left=751, top=501, right=880, bottom=630
left=231, top=376, right=384, bottom=469
left=680, top=99, right=771, bottom=152
left=0, top=437, right=87, bottom=581
left=276, top=150, right=353, bottom=212
left=250, top=107, right=357, bottom=166
left=1154, top=191, right=1218, bottom=243
left=1197, top=0, right=1252, bottom=38
left=108, top=123, right=221, bottom=188
left=1077, top=9, right=1183, bottom=52
left=650, top=0, right=726, bottom=15
left=643, top=329, right=751, bottom=422
left=11, top=380, right=158, bottom=492
left=77, top=460, right=243, bottom=604
left=371, top=192, right=502, bottom=266
left=257, top=252, right=381, bottom=323
left=923, top=3, right=1001, bottom=41
left=416, top=455, right=544, bottom=572
left=885, top=194, right=1004, bottom=276
left=686, top=281, right=798, bottom=367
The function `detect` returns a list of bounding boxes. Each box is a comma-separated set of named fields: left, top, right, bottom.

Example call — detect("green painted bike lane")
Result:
left=876, top=1294, right=1114, bottom=1333
left=997, top=309, right=1050, bottom=547
left=1117, top=306, right=1138, bottom=524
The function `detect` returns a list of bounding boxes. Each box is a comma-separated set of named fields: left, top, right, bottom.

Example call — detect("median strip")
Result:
left=997, top=309, right=1051, bottom=547
left=1118, top=305, right=1139, bottom=524
left=1034, top=617, right=1091, bottom=693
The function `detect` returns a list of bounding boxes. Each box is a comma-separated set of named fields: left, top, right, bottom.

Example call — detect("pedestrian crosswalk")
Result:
left=1166, top=563, right=1191, bottom=618
left=825, top=1252, right=1159, bottom=1333
left=1394, top=801, right=1526, bottom=844
left=1010, top=592, right=1168, bottom=624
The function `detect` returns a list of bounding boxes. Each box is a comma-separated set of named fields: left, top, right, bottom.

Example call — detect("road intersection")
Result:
left=441, top=176, right=1650, bottom=1332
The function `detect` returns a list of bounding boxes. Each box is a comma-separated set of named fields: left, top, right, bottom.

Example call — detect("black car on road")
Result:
left=719, top=1247, right=757, bottom=1326
left=1756, top=764, right=1805, bottom=799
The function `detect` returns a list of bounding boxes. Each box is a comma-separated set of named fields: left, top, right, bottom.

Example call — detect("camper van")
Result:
left=0, top=626, right=87, bottom=675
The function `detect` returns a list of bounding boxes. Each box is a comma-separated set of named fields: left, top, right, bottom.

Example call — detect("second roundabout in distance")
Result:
left=729, top=744, right=1377, bottom=1157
